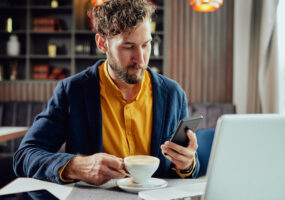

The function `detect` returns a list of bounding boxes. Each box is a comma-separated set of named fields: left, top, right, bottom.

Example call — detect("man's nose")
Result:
left=133, top=47, right=144, bottom=65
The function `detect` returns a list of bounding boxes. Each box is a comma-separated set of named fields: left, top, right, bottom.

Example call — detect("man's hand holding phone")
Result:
left=161, top=130, right=198, bottom=170
left=160, top=116, right=202, bottom=171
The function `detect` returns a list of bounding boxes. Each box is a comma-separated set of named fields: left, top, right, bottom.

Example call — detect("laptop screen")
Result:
left=203, top=114, right=285, bottom=200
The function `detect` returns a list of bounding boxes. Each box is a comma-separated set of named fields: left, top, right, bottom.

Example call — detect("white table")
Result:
left=0, top=177, right=206, bottom=200
left=0, top=127, right=28, bottom=142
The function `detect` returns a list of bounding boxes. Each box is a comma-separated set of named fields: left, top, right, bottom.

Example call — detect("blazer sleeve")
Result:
left=13, top=81, right=76, bottom=184
left=181, top=92, right=200, bottom=178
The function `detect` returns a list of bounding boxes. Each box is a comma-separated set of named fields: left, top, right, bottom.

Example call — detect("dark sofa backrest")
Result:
left=1, top=102, right=235, bottom=129
left=0, top=102, right=46, bottom=127
left=189, top=103, right=236, bottom=129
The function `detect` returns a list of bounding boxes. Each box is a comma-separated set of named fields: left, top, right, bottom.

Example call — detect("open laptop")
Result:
left=203, top=114, right=285, bottom=200
left=139, top=114, right=285, bottom=200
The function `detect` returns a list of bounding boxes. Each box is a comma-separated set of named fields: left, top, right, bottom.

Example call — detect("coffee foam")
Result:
left=126, top=156, right=157, bottom=164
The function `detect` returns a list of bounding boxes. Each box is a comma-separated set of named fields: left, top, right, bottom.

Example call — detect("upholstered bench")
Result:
left=0, top=101, right=46, bottom=187
left=189, top=103, right=236, bottom=129
left=189, top=103, right=236, bottom=177
left=0, top=101, right=47, bottom=127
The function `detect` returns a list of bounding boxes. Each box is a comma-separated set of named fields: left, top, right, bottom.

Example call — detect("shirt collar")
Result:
left=101, top=60, right=146, bottom=102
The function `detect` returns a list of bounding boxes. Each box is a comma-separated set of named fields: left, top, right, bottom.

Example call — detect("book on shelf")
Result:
left=32, top=64, right=68, bottom=80
left=48, top=68, right=68, bottom=80
left=33, top=64, right=50, bottom=80
left=33, top=17, right=62, bottom=32
left=33, top=64, right=50, bottom=73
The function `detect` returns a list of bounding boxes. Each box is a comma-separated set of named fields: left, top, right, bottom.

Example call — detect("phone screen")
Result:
left=170, top=115, right=203, bottom=147
left=0, top=189, right=59, bottom=200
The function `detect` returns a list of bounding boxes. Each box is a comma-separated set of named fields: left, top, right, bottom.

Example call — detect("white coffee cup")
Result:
left=124, top=155, right=160, bottom=185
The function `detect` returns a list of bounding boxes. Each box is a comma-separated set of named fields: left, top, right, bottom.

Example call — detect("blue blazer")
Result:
left=13, top=60, right=200, bottom=184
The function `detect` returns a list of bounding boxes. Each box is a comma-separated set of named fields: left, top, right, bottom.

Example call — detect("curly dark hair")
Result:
left=93, top=0, right=155, bottom=37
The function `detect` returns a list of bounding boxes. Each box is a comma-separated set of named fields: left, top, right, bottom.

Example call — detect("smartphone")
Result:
left=0, top=189, right=59, bottom=200
left=169, top=115, right=203, bottom=147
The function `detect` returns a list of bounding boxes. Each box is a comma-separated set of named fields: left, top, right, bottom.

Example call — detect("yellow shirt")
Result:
left=99, top=60, right=153, bottom=157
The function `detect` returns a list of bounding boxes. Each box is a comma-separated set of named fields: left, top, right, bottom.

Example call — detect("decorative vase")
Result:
left=6, top=17, right=13, bottom=33
left=51, top=0, right=58, bottom=8
left=48, top=43, right=57, bottom=57
left=153, top=35, right=161, bottom=57
left=7, top=34, right=20, bottom=56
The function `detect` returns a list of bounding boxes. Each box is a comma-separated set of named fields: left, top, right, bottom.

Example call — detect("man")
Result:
left=13, top=0, right=200, bottom=186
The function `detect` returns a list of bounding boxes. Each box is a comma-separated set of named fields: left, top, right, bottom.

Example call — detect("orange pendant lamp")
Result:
left=190, top=0, right=223, bottom=12
left=91, top=0, right=106, bottom=7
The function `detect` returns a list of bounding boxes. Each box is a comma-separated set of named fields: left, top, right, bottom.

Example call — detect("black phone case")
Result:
left=170, top=115, right=203, bottom=147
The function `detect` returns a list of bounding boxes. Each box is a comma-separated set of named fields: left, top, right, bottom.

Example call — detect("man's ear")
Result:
left=95, top=34, right=108, bottom=53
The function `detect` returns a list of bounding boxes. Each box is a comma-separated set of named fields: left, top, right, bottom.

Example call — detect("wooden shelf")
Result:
left=0, top=55, right=26, bottom=59
left=30, top=55, right=71, bottom=59
left=75, top=30, right=94, bottom=35
left=75, top=55, right=106, bottom=59
left=152, top=31, right=164, bottom=35
left=150, top=56, right=164, bottom=60
left=30, top=6, right=73, bottom=10
left=0, top=31, right=27, bottom=34
left=30, top=31, right=72, bottom=35
left=156, top=6, right=164, bottom=11
left=0, top=6, right=27, bottom=10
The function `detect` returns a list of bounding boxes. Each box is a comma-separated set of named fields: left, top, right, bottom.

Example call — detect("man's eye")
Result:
left=143, top=41, right=151, bottom=48
left=123, top=46, right=133, bottom=49
left=143, top=43, right=150, bottom=48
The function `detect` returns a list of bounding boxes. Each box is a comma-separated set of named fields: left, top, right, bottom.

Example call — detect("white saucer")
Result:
left=117, top=178, right=168, bottom=193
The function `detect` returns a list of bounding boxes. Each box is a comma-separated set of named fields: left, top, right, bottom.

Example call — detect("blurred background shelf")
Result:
left=30, top=31, right=72, bottom=35
left=0, top=0, right=165, bottom=82
left=0, top=31, right=27, bottom=34
left=0, top=6, right=27, bottom=11
left=29, top=5, right=73, bottom=10
left=29, top=55, right=72, bottom=59
left=0, top=55, right=26, bottom=59
left=75, top=55, right=106, bottom=59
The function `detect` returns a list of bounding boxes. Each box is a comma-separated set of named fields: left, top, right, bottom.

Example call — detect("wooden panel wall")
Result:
left=165, top=0, right=233, bottom=103
left=0, top=82, right=57, bottom=102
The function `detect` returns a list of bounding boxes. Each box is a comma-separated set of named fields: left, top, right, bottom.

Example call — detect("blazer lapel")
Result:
left=83, top=61, right=104, bottom=154
left=149, top=70, right=167, bottom=157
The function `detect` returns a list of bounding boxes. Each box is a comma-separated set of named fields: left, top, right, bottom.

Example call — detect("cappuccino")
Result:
left=124, top=155, right=160, bottom=184
left=126, top=156, right=157, bottom=164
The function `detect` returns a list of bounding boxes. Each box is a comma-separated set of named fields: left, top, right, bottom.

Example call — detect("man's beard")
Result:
left=107, top=52, right=147, bottom=84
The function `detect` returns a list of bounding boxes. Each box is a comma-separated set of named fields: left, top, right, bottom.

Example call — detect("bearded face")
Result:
left=107, top=50, right=147, bottom=84
left=104, top=19, right=152, bottom=85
